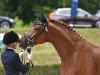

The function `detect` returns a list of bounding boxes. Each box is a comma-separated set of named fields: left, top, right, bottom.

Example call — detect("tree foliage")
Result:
left=0, top=0, right=99, bottom=23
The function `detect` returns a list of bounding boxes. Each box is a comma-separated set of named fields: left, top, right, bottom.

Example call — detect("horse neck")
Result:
left=47, top=20, right=83, bottom=61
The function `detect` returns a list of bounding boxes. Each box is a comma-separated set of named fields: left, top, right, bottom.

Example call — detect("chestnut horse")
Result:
left=19, top=17, right=100, bottom=75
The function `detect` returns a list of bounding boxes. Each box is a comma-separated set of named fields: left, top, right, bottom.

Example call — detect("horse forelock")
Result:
left=49, top=19, right=83, bottom=40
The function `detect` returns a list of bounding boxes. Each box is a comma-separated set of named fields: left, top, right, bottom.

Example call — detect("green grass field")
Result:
left=0, top=28, right=100, bottom=75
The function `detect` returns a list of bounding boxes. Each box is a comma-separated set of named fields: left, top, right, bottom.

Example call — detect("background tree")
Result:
left=0, top=0, right=99, bottom=24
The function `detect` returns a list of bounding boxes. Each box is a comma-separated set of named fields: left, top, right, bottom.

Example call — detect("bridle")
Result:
left=19, top=13, right=48, bottom=49
left=21, top=21, right=48, bottom=49
left=24, top=26, right=44, bottom=47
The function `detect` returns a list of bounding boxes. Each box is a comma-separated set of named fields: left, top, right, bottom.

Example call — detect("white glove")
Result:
left=28, top=53, right=32, bottom=60
left=19, top=51, right=24, bottom=58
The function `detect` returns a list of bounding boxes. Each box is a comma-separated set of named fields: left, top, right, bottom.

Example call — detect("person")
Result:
left=1, top=31, right=32, bottom=75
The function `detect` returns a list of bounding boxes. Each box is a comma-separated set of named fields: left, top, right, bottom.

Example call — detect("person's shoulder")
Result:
left=13, top=52, right=19, bottom=59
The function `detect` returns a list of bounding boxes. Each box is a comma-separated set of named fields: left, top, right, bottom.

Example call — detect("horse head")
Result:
left=19, top=14, right=48, bottom=49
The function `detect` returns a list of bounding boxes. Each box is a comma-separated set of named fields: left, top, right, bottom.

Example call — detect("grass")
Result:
left=74, top=28, right=100, bottom=46
left=0, top=28, right=100, bottom=75
left=0, top=28, right=28, bottom=34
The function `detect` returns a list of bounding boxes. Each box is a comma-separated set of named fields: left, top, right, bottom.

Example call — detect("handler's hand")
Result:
left=19, top=51, right=24, bottom=58
left=27, top=53, right=32, bottom=60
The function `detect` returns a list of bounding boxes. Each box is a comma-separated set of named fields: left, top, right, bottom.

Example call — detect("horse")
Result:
left=19, top=15, right=100, bottom=75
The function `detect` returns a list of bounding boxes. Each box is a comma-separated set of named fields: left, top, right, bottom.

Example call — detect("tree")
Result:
left=0, top=0, right=99, bottom=24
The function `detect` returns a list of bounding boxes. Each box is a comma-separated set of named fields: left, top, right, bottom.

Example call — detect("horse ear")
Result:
left=40, top=12, right=45, bottom=19
left=40, top=13, right=48, bottom=32
left=38, top=13, right=47, bottom=23
left=37, top=12, right=48, bottom=32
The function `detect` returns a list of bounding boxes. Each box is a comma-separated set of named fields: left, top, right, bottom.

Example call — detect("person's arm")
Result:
left=14, top=53, right=30, bottom=74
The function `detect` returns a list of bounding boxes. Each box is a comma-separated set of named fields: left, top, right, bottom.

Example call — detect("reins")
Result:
left=20, top=47, right=34, bottom=75
left=27, top=47, right=34, bottom=73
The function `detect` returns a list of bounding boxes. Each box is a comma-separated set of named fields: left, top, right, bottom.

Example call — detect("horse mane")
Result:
left=49, top=19, right=83, bottom=40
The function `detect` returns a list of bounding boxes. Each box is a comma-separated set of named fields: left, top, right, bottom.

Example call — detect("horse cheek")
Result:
left=36, top=33, right=46, bottom=44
